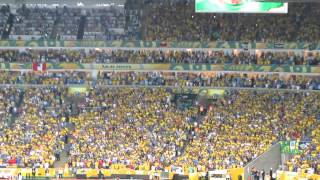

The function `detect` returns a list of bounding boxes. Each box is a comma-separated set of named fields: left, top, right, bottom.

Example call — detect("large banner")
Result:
left=2, top=63, right=320, bottom=73
left=195, top=0, right=288, bottom=14
left=0, top=40, right=319, bottom=50
left=280, top=141, right=310, bottom=154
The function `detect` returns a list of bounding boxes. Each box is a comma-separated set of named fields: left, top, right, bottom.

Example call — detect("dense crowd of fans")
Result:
left=181, top=91, right=319, bottom=171
left=0, top=49, right=319, bottom=65
left=0, top=85, right=318, bottom=174
left=0, top=0, right=319, bottom=177
left=285, top=124, right=320, bottom=174
left=68, top=88, right=198, bottom=171
left=142, top=1, right=320, bottom=42
left=0, top=87, right=68, bottom=168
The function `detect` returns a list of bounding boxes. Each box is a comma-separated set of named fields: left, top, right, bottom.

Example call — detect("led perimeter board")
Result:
left=195, top=0, right=288, bottom=13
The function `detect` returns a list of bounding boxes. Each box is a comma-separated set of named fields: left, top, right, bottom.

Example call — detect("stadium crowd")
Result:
left=143, top=1, right=320, bottom=42
left=68, top=88, right=198, bottom=171
left=0, top=87, right=68, bottom=168
left=0, top=70, right=319, bottom=91
left=0, top=2, right=319, bottom=42
left=285, top=124, right=320, bottom=174
left=0, top=0, right=319, bottom=177
left=181, top=91, right=320, bottom=172
left=0, top=85, right=318, bottom=174
left=0, top=49, right=319, bottom=65
left=67, top=89, right=320, bottom=173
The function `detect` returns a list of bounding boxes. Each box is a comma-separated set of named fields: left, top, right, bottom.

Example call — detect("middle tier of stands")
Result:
left=0, top=71, right=319, bottom=91
left=0, top=49, right=319, bottom=65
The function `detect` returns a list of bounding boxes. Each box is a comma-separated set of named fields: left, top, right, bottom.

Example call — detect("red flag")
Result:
left=32, top=63, right=46, bottom=71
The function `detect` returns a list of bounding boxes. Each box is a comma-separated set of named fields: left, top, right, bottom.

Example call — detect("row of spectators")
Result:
left=0, top=71, right=319, bottom=91
left=1, top=2, right=320, bottom=41
left=0, top=49, right=319, bottom=65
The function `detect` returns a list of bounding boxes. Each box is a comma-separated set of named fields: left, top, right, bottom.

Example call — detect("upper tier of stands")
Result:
left=7, top=5, right=139, bottom=41
left=0, top=1, right=319, bottom=41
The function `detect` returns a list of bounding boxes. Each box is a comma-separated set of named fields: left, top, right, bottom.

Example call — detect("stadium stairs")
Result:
left=1, top=13, right=14, bottom=39
left=54, top=96, right=78, bottom=168
left=53, top=148, right=69, bottom=169
left=180, top=113, right=207, bottom=158
left=8, top=90, right=24, bottom=127
left=244, top=142, right=281, bottom=180
left=50, top=17, right=61, bottom=40
left=77, top=15, right=86, bottom=40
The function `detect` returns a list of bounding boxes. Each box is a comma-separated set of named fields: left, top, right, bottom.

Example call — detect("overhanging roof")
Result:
left=0, top=0, right=126, bottom=7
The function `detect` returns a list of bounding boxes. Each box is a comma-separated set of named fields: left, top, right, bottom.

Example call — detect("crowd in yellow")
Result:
left=65, top=88, right=319, bottom=174
left=286, top=124, right=320, bottom=174
left=143, top=1, right=319, bottom=42
left=0, top=87, right=68, bottom=168
left=180, top=91, right=320, bottom=173
left=0, top=86, right=319, bottom=175
left=69, top=88, right=198, bottom=171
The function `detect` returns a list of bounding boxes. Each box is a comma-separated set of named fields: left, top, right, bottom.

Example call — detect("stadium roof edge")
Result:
left=0, top=0, right=126, bottom=7
left=255, top=0, right=320, bottom=2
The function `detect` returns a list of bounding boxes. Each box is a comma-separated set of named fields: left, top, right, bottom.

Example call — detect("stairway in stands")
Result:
left=50, top=17, right=61, bottom=40
left=77, top=15, right=87, bottom=40
left=1, top=13, right=14, bottom=39
left=53, top=96, right=79, bottom=168
left=53, top=94, right=84, bottom=168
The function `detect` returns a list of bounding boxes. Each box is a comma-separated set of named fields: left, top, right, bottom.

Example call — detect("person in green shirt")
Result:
left=196, top=0, right=287, bottom=13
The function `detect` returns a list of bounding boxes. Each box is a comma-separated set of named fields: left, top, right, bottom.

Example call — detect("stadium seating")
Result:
left=0, top=0, right=319, bottom=178
left=143, top=1, right=320, bottom=42
left=0, top=2, right=319, bottom=41
left=12, top=6, right=56, bottom=39
left=8, top=6, right=129, bottom=40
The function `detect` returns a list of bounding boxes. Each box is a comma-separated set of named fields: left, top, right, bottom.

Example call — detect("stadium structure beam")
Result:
left=255, top=0, right=320, bottom=2
left=0, top=0, right=126, bottom=7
